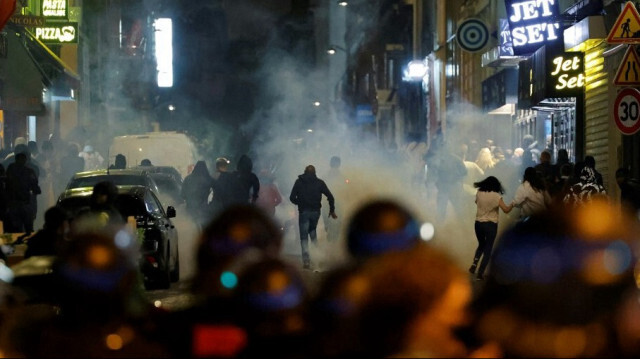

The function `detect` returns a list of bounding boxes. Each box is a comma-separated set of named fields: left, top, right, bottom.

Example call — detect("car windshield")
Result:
left=152, top=176, right=180, bottom=193
left=67, top=175, right=147, bottom=189
left=115, top=195, right=147, bottom=217
left=59, top=194, right=147, bottom=218
left=58, top=197, right=91, bottom=216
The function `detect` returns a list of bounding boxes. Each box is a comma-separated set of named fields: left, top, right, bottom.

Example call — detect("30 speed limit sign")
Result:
left=614, top=88, right=640, bottom=135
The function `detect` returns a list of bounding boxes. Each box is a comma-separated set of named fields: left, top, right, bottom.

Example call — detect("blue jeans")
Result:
left=473, top=221, right=498, bottom=277
left=298, top=210, right=321, bottom=265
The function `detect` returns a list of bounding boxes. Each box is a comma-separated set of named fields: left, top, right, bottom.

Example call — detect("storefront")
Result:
left=0, top=0, right=79, bottom=149
left=481, top=18, right=525, bottom=151
left=564, top=14, right=615, bottom=190
left=0, top=22, right=78, bottom=148
left=503, top=0, right=587, bottom=163
left=517, top=44, right=585, bottom=162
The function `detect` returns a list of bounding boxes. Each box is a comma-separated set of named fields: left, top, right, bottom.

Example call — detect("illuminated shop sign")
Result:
left=546, top=52, right=584, bottom=97
left=518, top=46, right=583, bottom=109
left=41, top=0, right=68, bottom=19
left=34, top=23, right=77, bottom=44
left=504, top=0, right=563, bottom=55
left=499, top=19, right=514, bottom=57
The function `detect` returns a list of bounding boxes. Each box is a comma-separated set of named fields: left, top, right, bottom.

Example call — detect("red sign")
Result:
left=0, top=0, right=16, bottom=31
left=614, top=88, right=640, bottom=135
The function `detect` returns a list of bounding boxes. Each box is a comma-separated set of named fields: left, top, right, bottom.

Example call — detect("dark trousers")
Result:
left=473, top=221, right=498, bottom=277
left=298, top=210, right=320, bottom=265
left=5, top=203, right=35, bottom=233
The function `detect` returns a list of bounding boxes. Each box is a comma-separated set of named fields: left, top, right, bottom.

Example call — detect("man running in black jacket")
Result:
left=289, top=165, right=337, bottom=269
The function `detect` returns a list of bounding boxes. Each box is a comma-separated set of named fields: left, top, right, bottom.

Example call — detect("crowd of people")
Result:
left=1, top=184, right=639, bottom=357
left=2, top=131, right=640, bottom=357
left=0, top=136, right=104, bottom=237
left=415, top=135, right=640, bottom=283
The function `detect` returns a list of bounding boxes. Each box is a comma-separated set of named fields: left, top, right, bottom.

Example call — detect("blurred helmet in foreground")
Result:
left=347, top=200, right=422, bottom=259
left=473, top=198, right=640, bottom=357
left=192, top=205, right=282, bottom=296
left=232, top=254, right=308, bottom=357
left=357, top=244, right=470, bottom=357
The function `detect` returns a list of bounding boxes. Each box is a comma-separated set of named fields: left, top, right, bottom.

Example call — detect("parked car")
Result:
left=132, top=165, right=184, bottom=206
left=61, top=168, right=161, bottom=199
left=148, top=172, right=183, bottom=207
left=134, top=165, right=183, bottom=184
left=57, top=185, right=180, bottom=290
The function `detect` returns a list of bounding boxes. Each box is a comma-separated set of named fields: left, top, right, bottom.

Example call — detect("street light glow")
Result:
left=313, top=101, right=321, bottom=107
left=327, top=45, right=346, bottom=55
left=338, top=1, right=348, bottom=6
left=154, top=18, right=173, bottom=88
left=403, top=60, right=428, bottom=82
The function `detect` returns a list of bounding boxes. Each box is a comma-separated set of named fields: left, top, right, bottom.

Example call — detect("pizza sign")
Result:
left=34, top=23, right=77, bottom=44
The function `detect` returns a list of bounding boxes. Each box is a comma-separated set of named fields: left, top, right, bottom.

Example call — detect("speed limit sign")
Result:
left=614, top=88, right=640, bottom=135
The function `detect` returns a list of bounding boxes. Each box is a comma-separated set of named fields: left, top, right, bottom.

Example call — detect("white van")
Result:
left=109, top=131, right=198, bottom=178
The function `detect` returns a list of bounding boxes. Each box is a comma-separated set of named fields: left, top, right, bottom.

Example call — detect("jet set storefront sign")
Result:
left=34, top=23, right=77, bottom=44
left=505, top=0, right=563, bottom=55
left=546, top=52, right=584, bottom=97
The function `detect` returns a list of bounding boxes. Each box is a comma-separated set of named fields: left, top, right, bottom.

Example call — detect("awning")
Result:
left=7, top=22, right=79, bottom=100
left=482, top=68, right=518, bottom=114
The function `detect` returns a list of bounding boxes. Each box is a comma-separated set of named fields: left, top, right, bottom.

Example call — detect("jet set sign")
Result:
left=546, top=52, right=584, bottom=97
left=34, top=23, right=77, bottom=44
left=505, top=0, right=563, bottom=55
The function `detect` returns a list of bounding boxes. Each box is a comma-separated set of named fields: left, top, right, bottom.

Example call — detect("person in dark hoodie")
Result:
left=181, top=160, right=214, bottom=229
left=109, top=154, right=127, bottom=170
left=289, top=165, right=337, bottom=269
left=216, top=154, right=260, bottom=210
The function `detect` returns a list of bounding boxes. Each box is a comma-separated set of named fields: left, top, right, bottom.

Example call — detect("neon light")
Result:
left=549, top=55, right=584, bottom=90
left=154, top=18, right=173, bottom=88
left=42, top=0, right=67, bottom=18
left=509, top=0, right=555, bottom=22
left=511, top=23, right=560, bottom=46
left=35, top=24, right=77, bottom=44
left=505, top=0, right=561, bottom=54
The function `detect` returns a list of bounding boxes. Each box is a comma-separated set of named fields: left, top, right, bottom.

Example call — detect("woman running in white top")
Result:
left=470, top=176, right=514, bottom=280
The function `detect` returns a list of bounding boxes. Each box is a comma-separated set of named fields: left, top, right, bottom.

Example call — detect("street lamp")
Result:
left=327, top=45, right=347, bottom=55
left=402, top=60, right=428, bottom=82
left=337, top=1, right=348, bottom=6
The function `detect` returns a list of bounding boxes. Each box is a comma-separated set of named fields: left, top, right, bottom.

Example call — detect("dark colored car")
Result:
left=147, top=172, right=183, bottom=207
left=57, top=185, right=180, bottom=290
left=133, top=165, right=183, bottom=184
left=62, top=168, right=161, bottom=199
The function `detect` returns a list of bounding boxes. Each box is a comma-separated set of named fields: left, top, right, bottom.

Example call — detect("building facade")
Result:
left=0, top=0, right=80, bottom=149
left=425, top=0, right=640, bottom=202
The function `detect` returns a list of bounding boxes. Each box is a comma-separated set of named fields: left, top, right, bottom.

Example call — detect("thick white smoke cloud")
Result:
left=76, top=1, right=521, bottom=271
left=236, top=4, right=518, bottom=269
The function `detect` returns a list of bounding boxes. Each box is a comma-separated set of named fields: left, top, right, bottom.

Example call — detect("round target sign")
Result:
left=456, top=18, right=489, bottom=53
left=614, top=88, right=640, bottom=135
